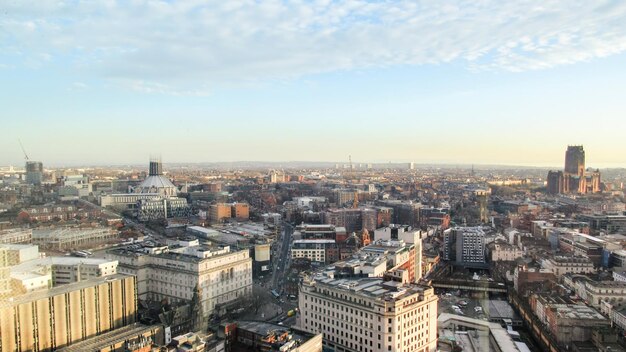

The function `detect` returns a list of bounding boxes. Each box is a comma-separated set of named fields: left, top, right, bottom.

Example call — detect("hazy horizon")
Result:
left=2, top=1, right=625, bottom=167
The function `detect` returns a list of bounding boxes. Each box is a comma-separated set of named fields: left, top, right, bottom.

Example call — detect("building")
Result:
left=547, top=146, right=601, bottom=195
left=32, top=227, right=117, bottom=250
left=209, top=203, right=251, bottom=223
left=513, top=266, right=556, bottom=293
left=17, top=203, right=96, bottom=223
left=374, top=225, right=423, bottom=280
left=99, top=159, right=190, bottom=221
left=106, top=240, right=252, bottom=320
left=220, top=321, right=323, bottom=352
left=0, top=228, right=32, bottom=244
left=541, top=256, right=596, bottom=277
left=547, top=170, right=564, bottom=195
left=294, top=224, right=347, bottom=243
left=545, top=304, right=609, bottom=345
left=57, top=323, right=164, bottom=352
left=487, top=241, right=524, bottom=262
left=438, top=314, right=524, bottom=352
left=298, top=276, right=438, bottom=352
left=292, top=239, right=337, bottom=264
left=443, top=227, right=486, bottom=268
left=583, top=280, right=626, bottom=308
left=25, top=161, right=43, bottom=185
left=133, top=159, right=178, bottom=197
left=0, top=274, right=137, bottom=351
left=137, top=197, right=191, bottom=221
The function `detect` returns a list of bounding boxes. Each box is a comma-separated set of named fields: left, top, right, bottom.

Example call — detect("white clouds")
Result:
left=2, top=0, right=626, bottom=93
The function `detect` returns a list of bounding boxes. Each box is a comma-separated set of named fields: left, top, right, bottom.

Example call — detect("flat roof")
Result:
left=58, top=323, right=162, bottom=352
left=6, top=274, right=132, bottom=305
left=293, top=239, right=336, bottom=244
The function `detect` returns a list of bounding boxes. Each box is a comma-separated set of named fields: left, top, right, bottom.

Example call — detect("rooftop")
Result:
left=5, top=274, right=132, bottom=305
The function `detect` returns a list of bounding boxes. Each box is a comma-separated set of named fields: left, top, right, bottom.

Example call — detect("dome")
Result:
left=133, top=159, right=178, bottom=197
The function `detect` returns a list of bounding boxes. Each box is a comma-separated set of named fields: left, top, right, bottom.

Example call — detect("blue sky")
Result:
left=1, top=0, right=626, bottom=167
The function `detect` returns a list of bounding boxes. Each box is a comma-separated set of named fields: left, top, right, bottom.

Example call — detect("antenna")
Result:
left=18, top=139, right=29, bottom=161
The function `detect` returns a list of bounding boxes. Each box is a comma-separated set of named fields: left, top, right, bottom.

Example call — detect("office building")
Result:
left=298, top=276, right=438, bottom=352
left=107, top=240, right=252, bottom=320
left=443, top=227, right=486, bottom=268
left=209, top=202, right=250, bottom=223
left=0, top=274, right=137, bottom=351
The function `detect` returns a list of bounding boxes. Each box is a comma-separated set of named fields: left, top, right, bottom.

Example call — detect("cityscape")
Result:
left=2, top=2, right=626, bottom=352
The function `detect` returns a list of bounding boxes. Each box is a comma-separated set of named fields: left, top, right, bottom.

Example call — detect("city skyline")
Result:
left=2, top=1, right=626, bottom=166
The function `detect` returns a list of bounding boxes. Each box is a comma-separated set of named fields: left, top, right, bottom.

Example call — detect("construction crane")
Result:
left=18, top=139, right=29, bottom=161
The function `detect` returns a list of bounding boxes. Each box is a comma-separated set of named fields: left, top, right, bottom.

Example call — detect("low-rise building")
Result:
left=545, top=304, right=609, bottom=345
left=487, top=241, right=524, bottom=262
left=0, top=228, right=32, bottom=244
left=541, top=256, right=596, bottom=277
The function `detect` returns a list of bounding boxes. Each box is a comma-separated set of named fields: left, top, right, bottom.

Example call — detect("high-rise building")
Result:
left=25, top=161, right=43, bottom=185
left=298, top=277, right=438, bottom=352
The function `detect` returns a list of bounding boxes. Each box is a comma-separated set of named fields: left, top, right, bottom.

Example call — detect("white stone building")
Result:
left=299, top=276, right=438, bottom=352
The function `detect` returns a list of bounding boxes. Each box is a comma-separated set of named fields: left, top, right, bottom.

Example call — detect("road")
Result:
left=271, top=222, right=293, bottom=292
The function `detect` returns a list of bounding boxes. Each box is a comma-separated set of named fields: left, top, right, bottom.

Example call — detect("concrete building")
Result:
left=32, top=227, right=117, bottom=250
left=541, top=256, right=596, bottom=277
left=25, top=161, right=43, bottom=185
left=443, top=227, right=486, bottom=268
left=0, top=274, right=137, bottom=351
left=487, top=241, right=524, bottom=262
left=209, top=203, right=250, bottom=223
left=374, top=225, right=423, bottom=280
left=9, top=252, right=118, bottom=293
left=220, top=321, right=323, bottom=352
left=137, top=197, right=191, bottom=221
left=292, top=239, right=336, bottom=264
left=438, top=313, right=524, bottom=352
left=545, top=304, right=609, bottom=346
left=298, top=276, right=438, bottom=352
left=584, top=280, right=626, bottom=308
left=0, top=228, right=32, bottom=244
left=106, top=240, right=252, bottom=319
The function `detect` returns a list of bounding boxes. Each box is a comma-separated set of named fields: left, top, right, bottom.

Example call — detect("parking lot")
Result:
left=438, top=290, right=490, bottom=320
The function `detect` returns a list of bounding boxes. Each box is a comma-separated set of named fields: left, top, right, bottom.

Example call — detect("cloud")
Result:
left=2, top=0, right=626, bottom=93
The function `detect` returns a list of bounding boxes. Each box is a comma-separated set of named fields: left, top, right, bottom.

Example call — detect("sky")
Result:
left=1, top=0, right=626, bottom=168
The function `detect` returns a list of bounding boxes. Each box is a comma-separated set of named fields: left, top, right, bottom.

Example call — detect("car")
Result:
left=444, top=293, right=452, bottom=297
left=451, top=305, right=460, bottom=310
left=474, top=307, right=483, bottom=312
